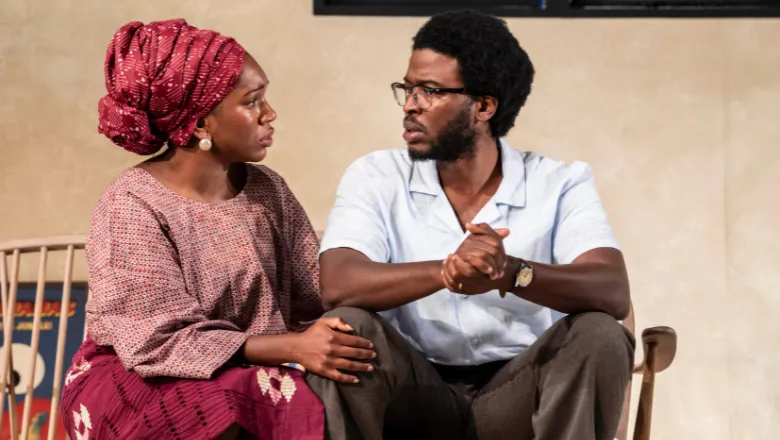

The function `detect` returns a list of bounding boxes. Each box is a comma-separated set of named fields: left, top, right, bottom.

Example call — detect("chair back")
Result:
left=0, top=236, right=86, bottom=440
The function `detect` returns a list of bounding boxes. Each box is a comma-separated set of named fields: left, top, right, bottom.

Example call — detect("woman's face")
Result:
left=203, top=54, right=277, bottom=163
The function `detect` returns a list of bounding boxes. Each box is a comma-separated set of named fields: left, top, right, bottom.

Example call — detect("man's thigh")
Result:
left=467, top=344, right=539, bottom=440
left=307, top=307, right=468, bottom=440
left=469, top=312, right=634, bottom=440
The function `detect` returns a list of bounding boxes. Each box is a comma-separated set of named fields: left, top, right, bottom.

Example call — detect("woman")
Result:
left=61, top=19, right=375, bottom=440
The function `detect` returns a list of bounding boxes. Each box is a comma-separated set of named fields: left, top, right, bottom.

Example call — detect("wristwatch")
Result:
left=499, top=261, right=534, bottom=298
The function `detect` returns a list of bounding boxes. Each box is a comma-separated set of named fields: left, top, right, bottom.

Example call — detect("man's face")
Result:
left=400, top=49, right=477, bottom=162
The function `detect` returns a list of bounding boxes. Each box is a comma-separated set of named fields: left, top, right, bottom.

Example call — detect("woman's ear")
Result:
left=193, top=117, right=212, bottom=141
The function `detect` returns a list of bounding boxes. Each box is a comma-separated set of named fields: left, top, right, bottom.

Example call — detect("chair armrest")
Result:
left=632, top=326, right=677, bottom=374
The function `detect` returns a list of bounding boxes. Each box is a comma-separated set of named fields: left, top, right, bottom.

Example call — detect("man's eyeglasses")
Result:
left=391, top=82, right=469, bottom=109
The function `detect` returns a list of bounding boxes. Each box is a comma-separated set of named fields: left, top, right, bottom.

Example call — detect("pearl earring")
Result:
left=199, top=139, right=212, bottom=151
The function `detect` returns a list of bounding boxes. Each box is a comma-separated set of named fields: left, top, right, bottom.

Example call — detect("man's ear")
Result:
left=475, top=96, right=499, bottom=123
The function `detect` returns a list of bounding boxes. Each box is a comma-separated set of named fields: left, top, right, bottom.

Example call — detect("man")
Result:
left=306, top=10, right=635, bottom=440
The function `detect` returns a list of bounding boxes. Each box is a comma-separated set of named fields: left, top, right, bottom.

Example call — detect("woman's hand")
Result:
left=291, top=317, right=376, bottom=384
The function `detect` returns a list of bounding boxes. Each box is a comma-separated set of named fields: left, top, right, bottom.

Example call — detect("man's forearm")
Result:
left=320, top=248, right=445, bottom=312
left=504, top=255, right=631, bottom=320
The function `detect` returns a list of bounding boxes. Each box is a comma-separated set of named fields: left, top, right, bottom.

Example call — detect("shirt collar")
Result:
left=409, top=139, right=526, bottom=208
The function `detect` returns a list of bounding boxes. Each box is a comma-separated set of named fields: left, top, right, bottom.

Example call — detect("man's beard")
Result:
left=408, top=107, right=477, bottom=163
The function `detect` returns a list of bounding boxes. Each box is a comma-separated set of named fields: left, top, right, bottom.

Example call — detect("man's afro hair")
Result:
left=413, top=10, right=535, bottom=138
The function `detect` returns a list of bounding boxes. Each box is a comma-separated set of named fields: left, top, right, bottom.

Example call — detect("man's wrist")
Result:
left=499, top=256, right=524, bottom=294
left=432, top=259, right=448, bottom=291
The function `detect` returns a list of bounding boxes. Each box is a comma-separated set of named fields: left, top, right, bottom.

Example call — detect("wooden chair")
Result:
left=0, top=236, right=86, bottom=440
left=616, top=303, right=677, bottom=440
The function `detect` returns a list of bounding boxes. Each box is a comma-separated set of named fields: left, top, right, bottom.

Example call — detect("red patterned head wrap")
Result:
left=98, top=19, right=246, bottom=155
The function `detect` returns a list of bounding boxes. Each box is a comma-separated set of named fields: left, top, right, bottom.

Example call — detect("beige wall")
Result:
left=1, top=0, right=778, bottom=438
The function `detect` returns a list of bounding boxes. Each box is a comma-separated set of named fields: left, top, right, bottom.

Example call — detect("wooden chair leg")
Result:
left=633, top=343, right=657, bottom=440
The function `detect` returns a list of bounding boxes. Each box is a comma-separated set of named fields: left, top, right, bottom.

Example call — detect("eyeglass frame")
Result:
left=390, top=82, right=471, bottom=109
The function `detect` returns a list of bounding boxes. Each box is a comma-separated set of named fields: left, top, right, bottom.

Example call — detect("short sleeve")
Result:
left=85, top=191, right=248, bottom=379
left=551, top=162, right=620, bottom=265
left=320, top=158, right=390, bottom=263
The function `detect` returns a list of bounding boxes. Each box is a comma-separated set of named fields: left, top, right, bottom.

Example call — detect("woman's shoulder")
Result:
left=244, top=164, right=294, bottom=196
left=246, top=163, right=285, bottom=184
left=92, top=167, right=169, bottom=214
left=242, top=164, right=311, bottom=220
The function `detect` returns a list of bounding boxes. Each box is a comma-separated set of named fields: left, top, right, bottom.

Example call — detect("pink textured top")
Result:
left=85, top=165, right=323, bottom=379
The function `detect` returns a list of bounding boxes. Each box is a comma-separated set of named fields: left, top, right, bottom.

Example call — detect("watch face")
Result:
left=516, top=266, right=533, bottom=288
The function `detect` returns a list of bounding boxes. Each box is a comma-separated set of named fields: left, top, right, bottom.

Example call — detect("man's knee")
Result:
left=323, top=306, right=382, bottom=336
left=568, top=312, right=635, bottom=365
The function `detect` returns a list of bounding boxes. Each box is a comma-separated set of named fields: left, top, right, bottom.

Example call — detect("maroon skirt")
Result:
left=60, top=338, right=325, bottom=439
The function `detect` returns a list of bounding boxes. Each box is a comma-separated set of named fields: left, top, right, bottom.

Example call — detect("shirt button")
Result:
left=471, top=337, right=480, bottom=346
